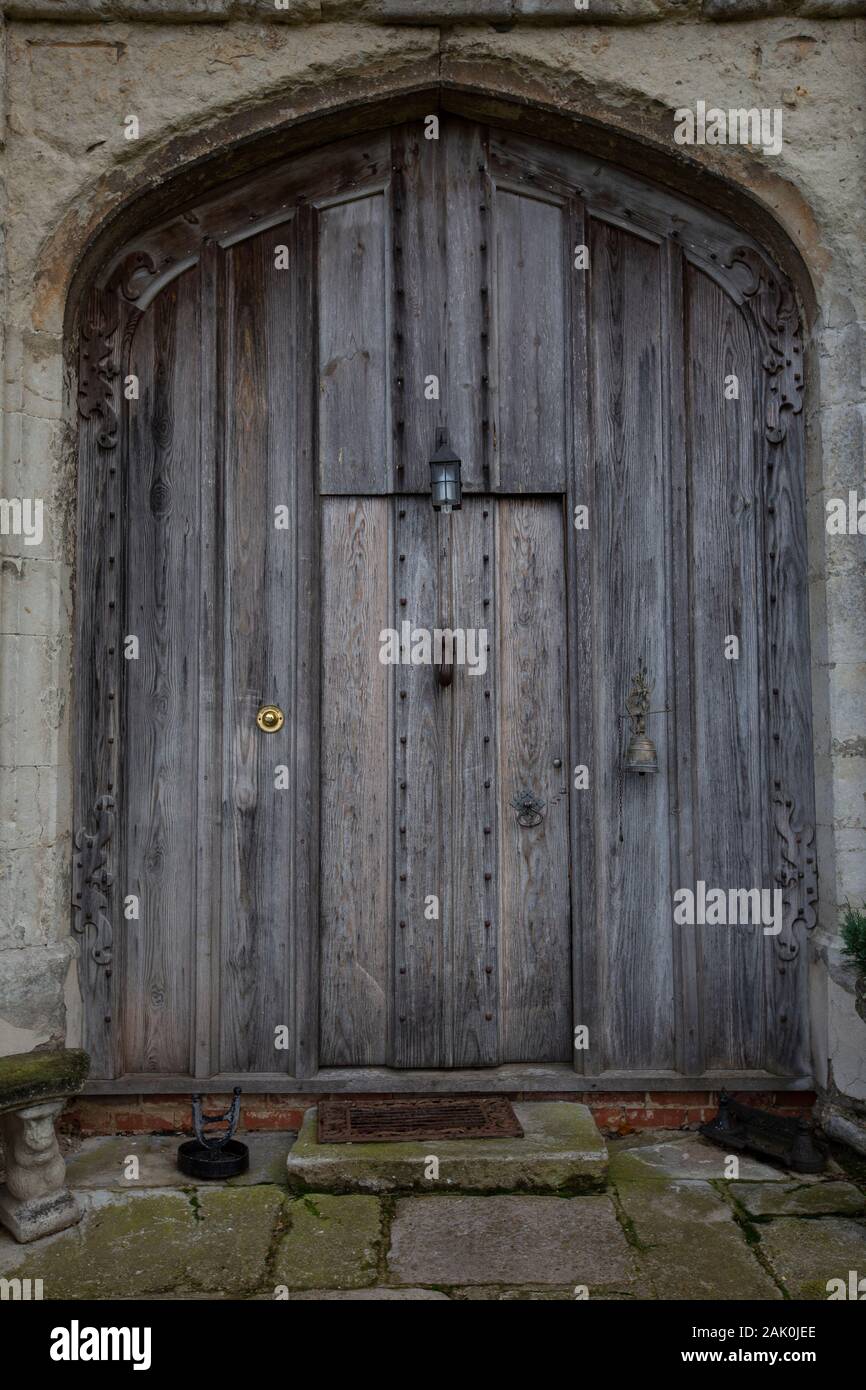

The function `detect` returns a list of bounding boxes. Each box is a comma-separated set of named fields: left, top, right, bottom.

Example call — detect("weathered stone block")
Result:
left=759, top=1215, right=866, bottom=1299
left=286, top=1102, right=607, bottom=1194
left=615, top=1177, right=783, bottom=1299
left=0, top=1186, right=285, bottom=1295
left=0, top=1048, right=89, bottom=1112
left=273, top=1194, right=382, bottom=1289
left=733, top=1180, right=866, bottom=1218
left=610, top=1136, right=799, bottom=1184
left=387, top=1193, right=636, bottom=1287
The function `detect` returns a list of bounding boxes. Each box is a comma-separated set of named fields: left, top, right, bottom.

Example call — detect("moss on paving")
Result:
left=0, top=1187, right=286, bottom=1299
left=272, top=1194, right=382, bottom=1291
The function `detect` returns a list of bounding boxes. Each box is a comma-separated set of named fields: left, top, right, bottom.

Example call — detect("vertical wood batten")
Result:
left=392, top=123, right=444, bottom=490
left=665, top=239, right=703, bottom=1077
left=392, top=500, right=447, bottom=1065
left=293, top=204, right=321, bottom=1079
left=566, top=193, right=589, bottom=1074
left=194, top=243, right=222, bottom=1079
left=494, top=187, right=568, bottom=493
left=317, top=189, right=390, bottom=494
left=124, top=274, right=199, bottom=1074
left=497, top=499, right=572, bottom=1063
left=450, top=499, right=498, bottom=1065
left=590, top=220, right=675, bottom=1071
left=319, top=497, right=391, bottom=1065
left=686, top=266, right=765, bottom=1071
left=76, top=288, right=125, bottom=1079
left=444, top=119, right=487, bottom=491
left=218, top=226, right=297, bottom=1072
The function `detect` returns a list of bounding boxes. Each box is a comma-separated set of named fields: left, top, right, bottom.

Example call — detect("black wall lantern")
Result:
left=429, top=429, right=462, bottom=512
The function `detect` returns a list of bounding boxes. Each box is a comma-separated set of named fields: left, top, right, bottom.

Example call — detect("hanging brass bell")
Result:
left=624, top=730, right=659, bottom=774
left=623, top=659, right=661, bottom=774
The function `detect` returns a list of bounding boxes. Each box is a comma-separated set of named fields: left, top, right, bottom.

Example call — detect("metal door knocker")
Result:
left=511, top=791, right=546, bottom=828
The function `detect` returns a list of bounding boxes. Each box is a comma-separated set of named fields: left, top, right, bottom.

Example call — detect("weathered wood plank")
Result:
left=494, top=188, right=568, bottom=491
left=317, top=191, right=389, bottom=493
left=589, top=220, right=675, bottom=1071
left=443, top=119, right=489, bottom=491
left=664, top=242, right=703, bottom=1078
left=123, top=272, right=199, bottom=1074
left=319, top=497, right=392, bottom=1065
left=497, top=498, right=572, bottom=1062
left=449, top=498, right=499, bottom=1065
left=84, top=1066, right=815, bottom=1095
left=686, top=264, right=765, bottom=1072
left=193, top=241, right=223, bottom=1079
left=392, top=498, right=449, bottom=1066
left=218, top=226, right=296, bottom=1073
left=566, top=195, right=593, bottom=1075
left=75, top=288, right=126, bottom=1079
left=292, top=204, right=321, bottom=1079
left=391, top=124, right=444, bottom=492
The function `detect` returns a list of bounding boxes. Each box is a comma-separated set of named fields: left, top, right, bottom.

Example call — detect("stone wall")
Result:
left=0, top=1, right=863, bottom=1116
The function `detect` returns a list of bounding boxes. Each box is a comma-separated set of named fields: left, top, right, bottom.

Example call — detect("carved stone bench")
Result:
left=0, top=1049, right=90, bottom=1243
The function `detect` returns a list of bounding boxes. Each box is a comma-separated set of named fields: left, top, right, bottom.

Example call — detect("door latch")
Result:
left=510, top=790, right=546, bottom=828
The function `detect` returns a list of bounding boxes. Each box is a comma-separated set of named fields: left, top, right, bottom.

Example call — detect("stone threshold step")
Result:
left=285, top=1101, right=607, bottom=1195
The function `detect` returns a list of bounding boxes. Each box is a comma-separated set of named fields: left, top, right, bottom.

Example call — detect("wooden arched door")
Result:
left=75, top=114, right=815, bottom=1092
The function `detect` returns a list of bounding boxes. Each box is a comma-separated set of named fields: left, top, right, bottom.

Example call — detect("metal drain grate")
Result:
left=317, top=1096, right=524, bottom=1143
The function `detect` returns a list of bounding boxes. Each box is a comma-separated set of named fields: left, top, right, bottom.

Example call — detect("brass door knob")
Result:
left=256, top=705, right=284, bottom=733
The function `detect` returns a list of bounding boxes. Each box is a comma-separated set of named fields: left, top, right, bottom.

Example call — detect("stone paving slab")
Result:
left=66, top=1133, right=293, bottom=1189
left=0, top=1186, right=285, bottom=1299
left=387, top=1194, right=635, bottom=1287
left=733, top=1181, right=866, bottom=1220
left=615, top=1178, right=782, bottom=1300
left=611, top=1135, right=817, bottom=1184
left=757, top=1217, right=866, bottom=1300
left=285, top=1287, right=449, bottom=1299
left=272, top=1194, right=382, bottom=1291
left=286, top=1102, right=607, bottom=1194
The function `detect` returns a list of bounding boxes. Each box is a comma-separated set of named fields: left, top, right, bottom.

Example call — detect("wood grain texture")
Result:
left=663, top=242, right=703, bottom=1077
left=392, top=498, right=449, bottom=1066
left=319, top=497, right=392, bottom=1065
left=494, top=187, right=568, bottom=492
left=497, top=498, right=572, bottom=1062
left=218, top=226, right=297, bottom=1073
left=317, top=191, right=389, bottom=493
left=123, top=272, right=199, bottom=1073
left=566, top=195, right=594, bottom=1075
left=685, top=265, right=765, bottom=1072
left=193, top=241, right=223, bottom=1078
left=291, top=204, right=322, bottom=1079
left=75, top=288, right=126, bottom=1079
left=449, top=498, right=499, bottom=1065
left=589, top=219, right=675, bottom=1071
left=391, top=124, right=444, bottom=492
left=443, top=120, right=489, bottom=491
